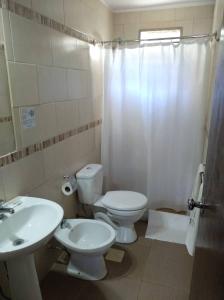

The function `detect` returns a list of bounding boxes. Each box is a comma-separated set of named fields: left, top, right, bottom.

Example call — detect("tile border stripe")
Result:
left=0, top=115, right=12, bottom=123
left=0, top=119, right=102, bottom=168
left=0, top=0, right=97, bottom=45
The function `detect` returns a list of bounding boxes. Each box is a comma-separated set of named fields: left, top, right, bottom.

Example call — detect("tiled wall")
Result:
left=0, top=47, right=15, bottom=156
left=113, top=4, right=214, bottom=40
left=0, top=0, right=112, bottom=286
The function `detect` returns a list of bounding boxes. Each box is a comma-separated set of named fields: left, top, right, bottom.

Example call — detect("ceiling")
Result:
left=102, top=0, right=215, bottom=11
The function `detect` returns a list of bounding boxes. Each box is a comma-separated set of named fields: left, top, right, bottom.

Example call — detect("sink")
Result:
left=0, top=196, right=64, bottom=300
left=0, top=196, right=63, bottom=260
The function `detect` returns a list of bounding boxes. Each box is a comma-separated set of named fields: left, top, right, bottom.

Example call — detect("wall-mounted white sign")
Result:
left=21, top=107, right=36, bottom=129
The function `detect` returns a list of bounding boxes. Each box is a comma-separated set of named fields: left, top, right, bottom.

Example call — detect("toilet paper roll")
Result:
left=61, top=176, right=77, bottom=196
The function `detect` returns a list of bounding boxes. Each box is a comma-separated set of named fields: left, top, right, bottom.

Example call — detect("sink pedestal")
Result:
left=7, top=254, right=42, bottom=300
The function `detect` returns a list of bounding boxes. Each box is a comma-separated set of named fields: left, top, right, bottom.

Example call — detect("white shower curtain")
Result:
left=102, top=40, right=211, bottom=210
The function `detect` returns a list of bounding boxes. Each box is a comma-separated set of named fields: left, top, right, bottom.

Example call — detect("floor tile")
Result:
left=41, top=271, right=83, bottom=300
left=142, top=240, right=193, bottom=292
left=106, top=241, right=150, bottom=280
left=138, top=281, right=189, bottom=300
left=135, top=221, right=151, bottom=247
left=77, top=277, right=140, bottom=300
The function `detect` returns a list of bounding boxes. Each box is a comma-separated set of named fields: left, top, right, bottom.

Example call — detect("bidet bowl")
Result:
left=55, top=218, right=116, bottom=255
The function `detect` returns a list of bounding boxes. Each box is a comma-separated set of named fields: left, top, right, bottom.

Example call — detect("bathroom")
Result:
left=0, top=0, right=224, bottom=299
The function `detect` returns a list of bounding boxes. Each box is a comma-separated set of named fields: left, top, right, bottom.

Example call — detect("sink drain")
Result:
left=13, top=239, right=25, bottom=246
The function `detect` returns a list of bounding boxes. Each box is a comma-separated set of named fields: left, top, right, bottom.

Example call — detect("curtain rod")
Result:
left=94, top=32, right=219, bottom=45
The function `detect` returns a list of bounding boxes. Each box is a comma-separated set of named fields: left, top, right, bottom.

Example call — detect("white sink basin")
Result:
left=0, top=196, right=64, bottom=300
left=0, top=196, right=63, bottom=260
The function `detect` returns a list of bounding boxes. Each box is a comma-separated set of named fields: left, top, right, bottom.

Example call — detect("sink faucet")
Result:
left=0, top=200, right=15, bottom=214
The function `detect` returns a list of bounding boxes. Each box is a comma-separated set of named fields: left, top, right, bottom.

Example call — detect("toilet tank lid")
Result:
left=76, top=164, right=103, bottom=179
left=102, top=191, right=148, bottom=211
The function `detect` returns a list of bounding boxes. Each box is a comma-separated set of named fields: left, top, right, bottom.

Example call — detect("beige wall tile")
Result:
left=76, top=130, right=91, bottom=159
left=16, top=0, right=32, bottom=8
left=2, top=9, right=14, bottom=61
left=0, top=169, right=6, bottom=200
left=55, top=100, right=79, bottom=134
left=51, top=30, right=74, bottom=68
left=140, top=9, right=175, bottom=23
left=67, top=69, right=89, bottom=100
left=113, top=5, right=215, bottom=40
left=2, top=152, right=45, bottom=200
left=8, top=62, right=39, bottom=107
left=37, top=66, right=68, bottom=103
left=124, top=24, right=140, bottom=40
left=193, top=18, right=213, bottom=35
left=43, top=142, right=62, bottom=179
left=10, top=13, right=53, bottom=65
left=32, top=0, right=64, bottom=24
left=78, top=99, right=93, bottom=126
left=175, top=6, right=197, bottom=21
left=193, top=5, right=214, bottom=19
left=29, top=177, right=78, bottom=218
left=57, top=135, right=80, bottom=175
left=174, top=20, right=193, bottom=35
left=64, top=0, right=85, bottom=32
left=114, top=24, right=125, bottom=39
left=39, top=103, right=57, bottom=140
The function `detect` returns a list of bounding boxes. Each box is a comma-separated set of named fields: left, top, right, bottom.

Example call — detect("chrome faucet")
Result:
left=0, top=200, right=15, bottom=214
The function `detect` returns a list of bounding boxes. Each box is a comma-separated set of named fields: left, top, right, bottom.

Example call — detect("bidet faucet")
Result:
left=0, top=199, right=15, bottom=214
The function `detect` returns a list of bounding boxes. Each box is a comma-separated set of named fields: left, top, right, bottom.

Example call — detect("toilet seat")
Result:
left=101, top=191, right=148, bottom=211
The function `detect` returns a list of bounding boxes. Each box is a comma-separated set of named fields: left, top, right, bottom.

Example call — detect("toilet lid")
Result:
left=102, top=191, right=148, bottom=211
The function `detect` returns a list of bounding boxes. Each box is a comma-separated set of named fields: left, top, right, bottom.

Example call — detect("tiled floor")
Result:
left=41, top=222, right=193, bottom=300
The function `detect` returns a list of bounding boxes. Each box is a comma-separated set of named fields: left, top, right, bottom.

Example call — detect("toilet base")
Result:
left=67, top=252, right=107, bottom=281
left=116, top=225, right=137, bottom=244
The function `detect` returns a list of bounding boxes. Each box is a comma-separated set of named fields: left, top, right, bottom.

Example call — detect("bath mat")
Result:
left=105, top=248, right=125, bottom=263
left=145, top=209, right=189, bottom=244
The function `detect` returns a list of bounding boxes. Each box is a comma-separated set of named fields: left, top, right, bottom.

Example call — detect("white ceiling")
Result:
left=102, top=0, right=215, bottom=12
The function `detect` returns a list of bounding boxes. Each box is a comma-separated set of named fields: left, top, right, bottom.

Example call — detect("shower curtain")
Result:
left=102, top=40, right=211, bottom=210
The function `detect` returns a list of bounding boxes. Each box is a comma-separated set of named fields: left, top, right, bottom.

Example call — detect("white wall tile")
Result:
left=10, top=13, right=53, bottom=65
left=8, top=62, right=39, bottom=107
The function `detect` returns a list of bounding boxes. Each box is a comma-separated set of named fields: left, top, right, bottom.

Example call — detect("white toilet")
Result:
left=54, top=219, right=116, bottom=280
left=76, top=164, right=148, bottom=244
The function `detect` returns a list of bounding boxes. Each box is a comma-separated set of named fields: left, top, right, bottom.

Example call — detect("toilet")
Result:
left=54, top=219, right=116, bottom=280
left=76, top=164, right=148, bottom=244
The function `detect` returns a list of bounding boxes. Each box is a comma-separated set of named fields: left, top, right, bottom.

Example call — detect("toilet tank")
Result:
left=76, top=164, right=103, bottom=205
